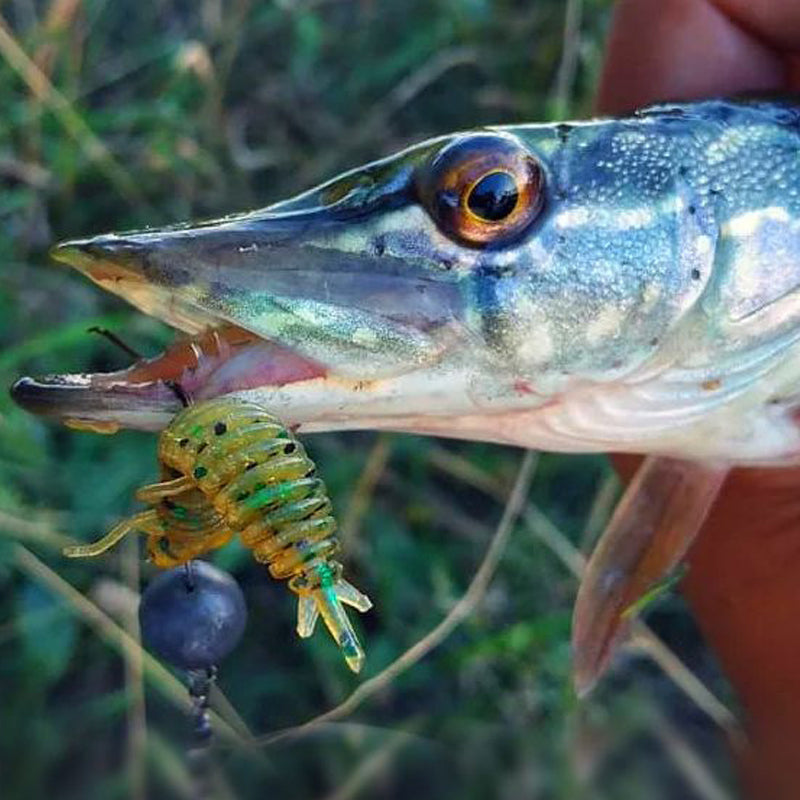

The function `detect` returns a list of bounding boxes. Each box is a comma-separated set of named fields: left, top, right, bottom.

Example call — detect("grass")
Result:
left=0, top=1, right=738, bottom=798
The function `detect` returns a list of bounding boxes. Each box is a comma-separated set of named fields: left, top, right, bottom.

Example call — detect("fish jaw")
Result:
left=10, top=326, right=329, bottom=432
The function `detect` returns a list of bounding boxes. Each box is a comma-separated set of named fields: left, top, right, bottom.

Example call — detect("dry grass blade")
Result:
left=299, top=46, right=479, bottom=184
left=339, top=433, right=392, bottom=553
left=208, top=682, right=256, bottom=744
left=578, top=470, right=619, bottom=553
left=320, top=725, right=415, bottom=800
left=253, top=450, right=538, bottom=747
left=630, top=627, right=742, bottom=743
left=646, top=703, right=734, bottom=800
left=427, top=452, right=740, bottom=737
left=522, top=505, right=741, bottom=737
left=12, top=544, right=255, bottom=752
left=145, top=728, right=194, bottom=799
left=427, top=445, right=508, bottom=499
left=551, top=0, right=583, bottom=116
left=122, top=536, right=148, bottom=800
left=0, top=14, right=145, bottom=207
left=0, top=509, right=76, bottom=551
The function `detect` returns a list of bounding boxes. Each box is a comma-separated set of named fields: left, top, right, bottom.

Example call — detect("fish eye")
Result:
left=466, top=171, right=519, bottom=221
left=416, top=134, right=544, bottom=247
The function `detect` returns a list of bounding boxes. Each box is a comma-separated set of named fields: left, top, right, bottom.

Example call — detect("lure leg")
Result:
left=63, top=510, right=161, bottom=558
left=572, top=456, right=728, bottom=696
left=294, top=567, right=372, bottom=673
left=136, top=475, right=195, bottom=503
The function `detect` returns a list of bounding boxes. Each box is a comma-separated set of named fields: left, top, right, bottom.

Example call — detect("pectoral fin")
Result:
left=572, top=455, right=728, bottom=695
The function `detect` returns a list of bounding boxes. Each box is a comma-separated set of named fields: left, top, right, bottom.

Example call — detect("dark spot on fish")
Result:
left=688, top=204, right=696, bottom=215
left=555, top=124, right=572, bottom=143
left=481, top=264, right=514, bottom=279
left=214, top=421, right=227, bottom=436
left=440, top=258, right=454, bottom=271
left=691, top=268, right=701, bottom=280
left=283, top=442, right=296, bottom=455
left=649, top=337, right=660, bottom=347
left=179, top=438, right=189, bottom=448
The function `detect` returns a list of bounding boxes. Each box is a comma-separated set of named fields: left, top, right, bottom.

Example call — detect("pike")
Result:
left=12, top=98, right=800, bottom=693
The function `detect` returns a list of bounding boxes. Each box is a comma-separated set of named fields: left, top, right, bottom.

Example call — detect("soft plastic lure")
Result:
left=64, top=397, right=372, bottom=672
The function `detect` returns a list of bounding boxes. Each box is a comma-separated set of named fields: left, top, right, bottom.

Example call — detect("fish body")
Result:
left=13, top=97, right=800, bottom=690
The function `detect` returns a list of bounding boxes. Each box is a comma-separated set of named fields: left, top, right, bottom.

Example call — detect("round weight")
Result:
left=139, top=561, right=247, bottom=669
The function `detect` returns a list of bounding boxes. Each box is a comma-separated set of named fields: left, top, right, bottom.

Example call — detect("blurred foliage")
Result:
left=0, top=1, right=737, bottom=799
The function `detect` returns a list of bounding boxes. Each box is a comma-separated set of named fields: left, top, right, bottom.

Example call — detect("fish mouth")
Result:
left=10, top=169, right=467, bottom=432
left=10, top=324, right=329, bottom=432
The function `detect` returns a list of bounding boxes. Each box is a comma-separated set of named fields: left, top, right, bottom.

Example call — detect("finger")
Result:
left=681, top=465, right=800, bottom=797
left=597, top=0, right=785, bottom=114
left=713, top=0, right=800, bottom=52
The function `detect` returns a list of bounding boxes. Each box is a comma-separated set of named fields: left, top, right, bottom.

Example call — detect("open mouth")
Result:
left=11, top=324, right=330, bottom=433
left=9, top=215, right=463, bottom=432
left=10, top=149, right=466, bottom=434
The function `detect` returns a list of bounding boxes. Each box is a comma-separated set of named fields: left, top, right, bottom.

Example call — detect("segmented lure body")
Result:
left=64, top=397, right=372, bottom=672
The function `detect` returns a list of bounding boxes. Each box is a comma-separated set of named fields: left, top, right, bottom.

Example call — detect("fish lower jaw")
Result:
left=10, top=324, right=329, bottom=431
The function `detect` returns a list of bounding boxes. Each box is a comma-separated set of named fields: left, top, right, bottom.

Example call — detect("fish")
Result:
left=12, top=97, right=800, bottom=693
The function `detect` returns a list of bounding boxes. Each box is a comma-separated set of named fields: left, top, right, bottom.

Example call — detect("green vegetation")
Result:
left=0, top=2, right=736, bottom=798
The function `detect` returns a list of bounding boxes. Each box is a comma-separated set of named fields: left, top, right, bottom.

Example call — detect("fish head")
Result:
left=12, top=110, right=716, bottom=440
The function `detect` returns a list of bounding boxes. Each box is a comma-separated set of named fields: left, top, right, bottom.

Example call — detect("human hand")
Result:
left=598, top=3, right=800, bottom=797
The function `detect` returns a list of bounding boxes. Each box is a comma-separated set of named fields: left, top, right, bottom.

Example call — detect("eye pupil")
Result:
left=467, top=172, right=518, bottom=221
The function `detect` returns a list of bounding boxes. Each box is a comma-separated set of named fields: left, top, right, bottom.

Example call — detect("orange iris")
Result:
left=416, top=133, right=544, bottom=247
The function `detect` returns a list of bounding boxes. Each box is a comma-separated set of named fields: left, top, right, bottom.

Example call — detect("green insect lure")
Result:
left=64, top=397, right=372, bottom=672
